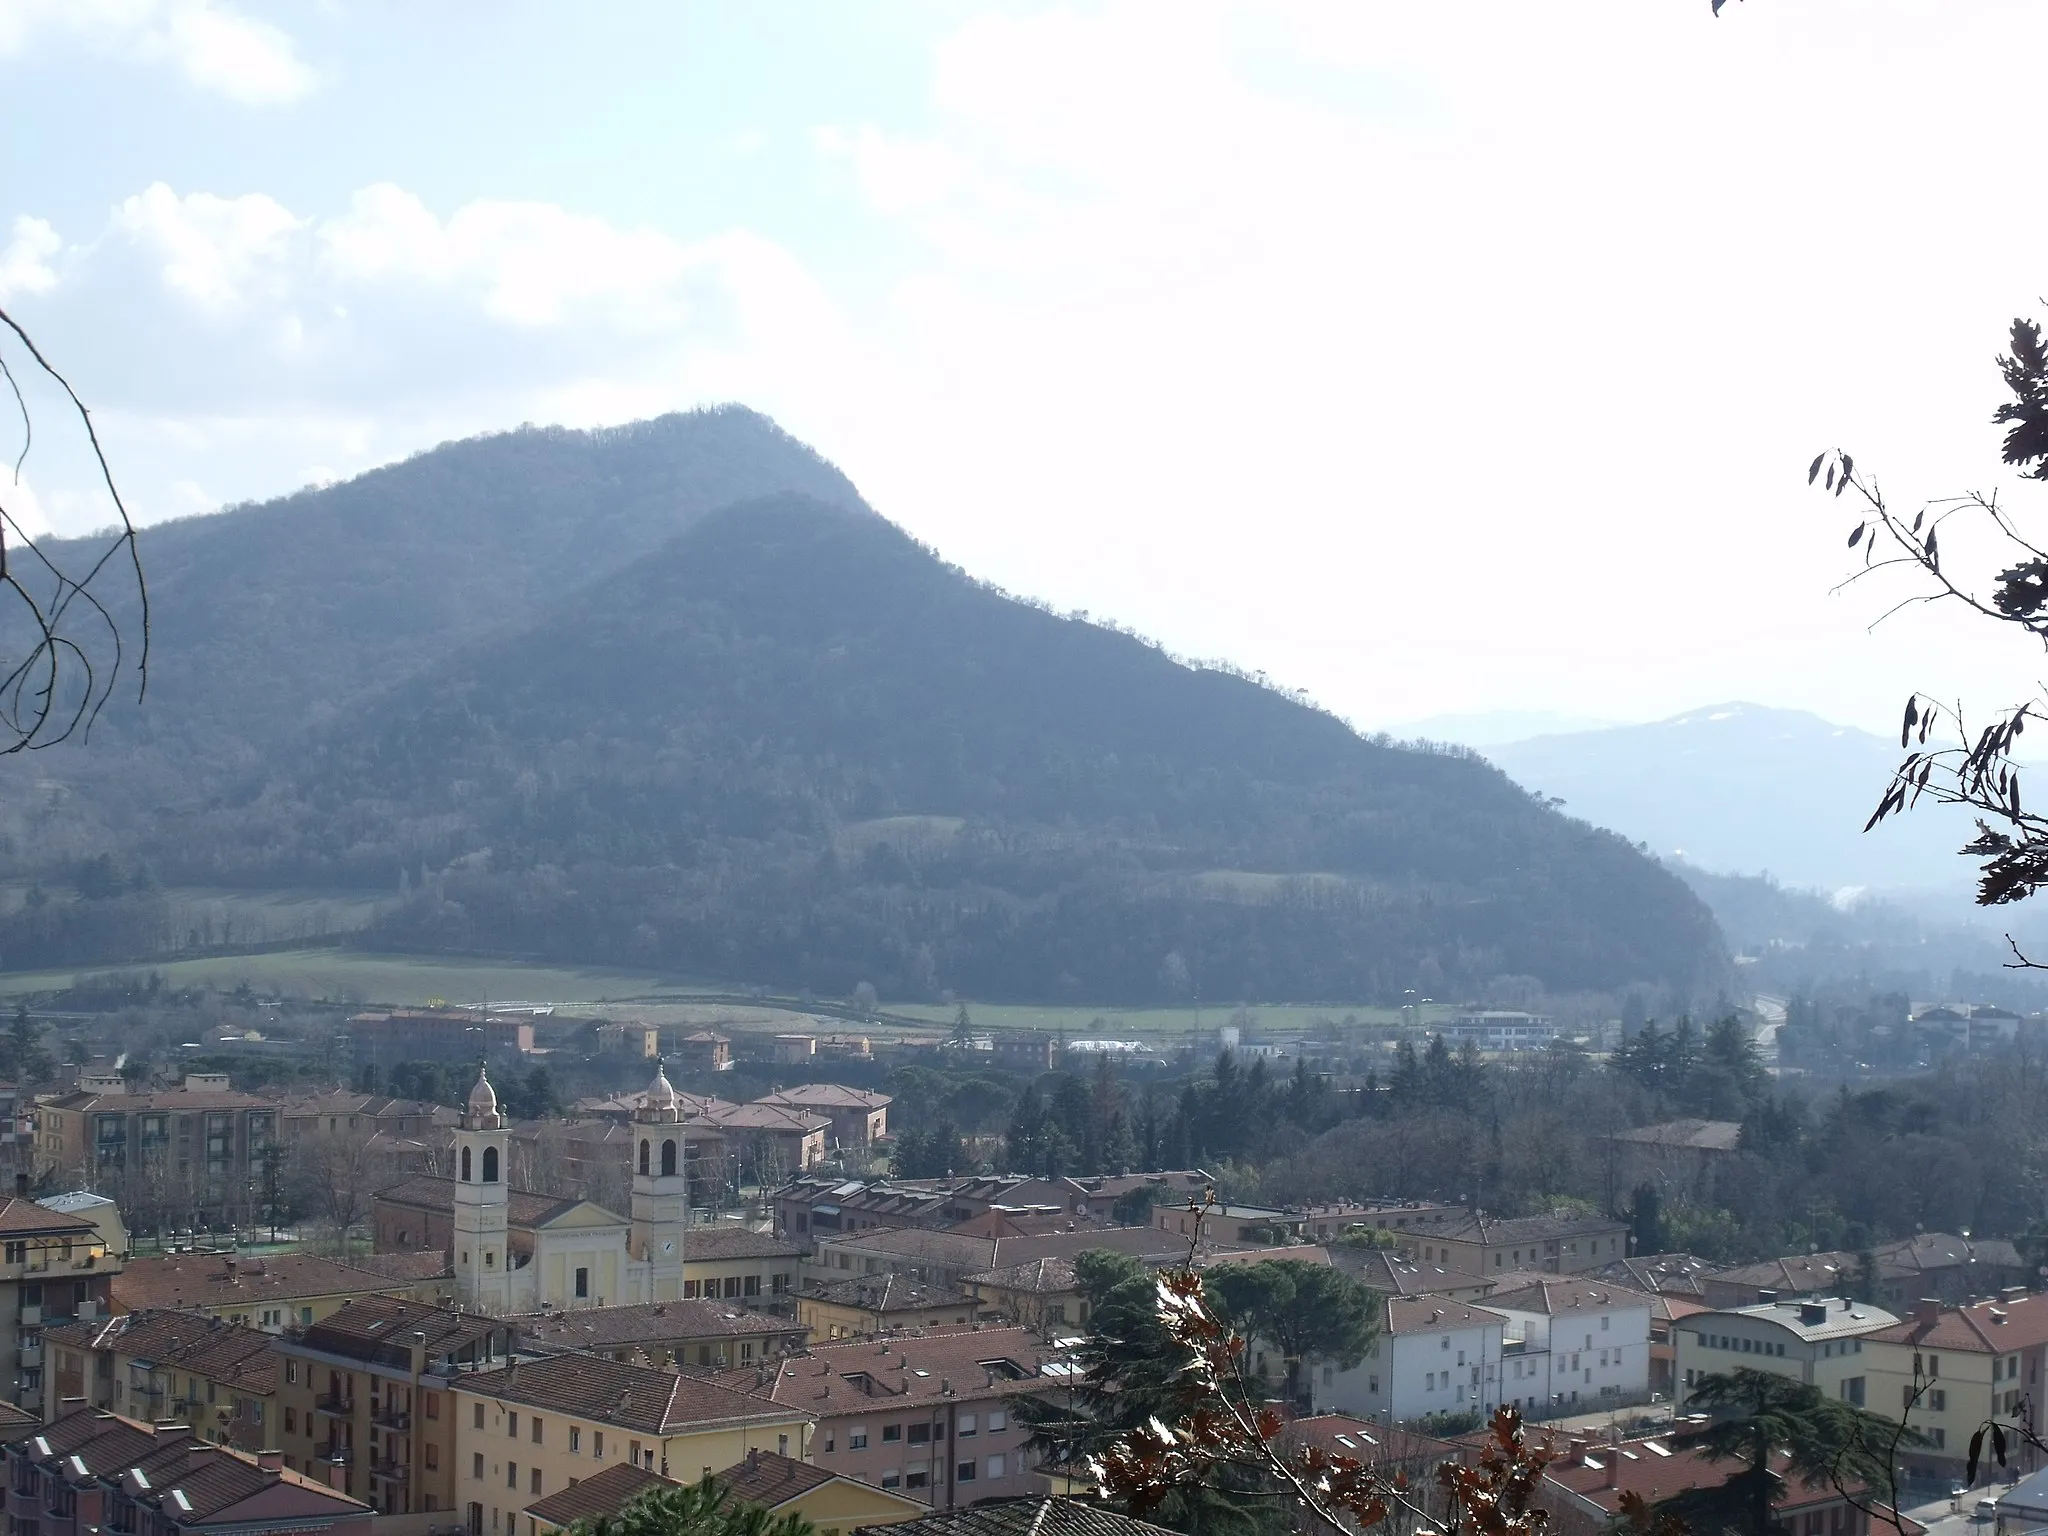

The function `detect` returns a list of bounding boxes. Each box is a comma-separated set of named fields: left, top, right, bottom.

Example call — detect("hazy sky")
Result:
left=4, top=1, right=2047, bottom=739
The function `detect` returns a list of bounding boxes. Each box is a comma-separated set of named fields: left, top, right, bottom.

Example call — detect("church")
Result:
left=375, top=1062, right=694, bottom=1313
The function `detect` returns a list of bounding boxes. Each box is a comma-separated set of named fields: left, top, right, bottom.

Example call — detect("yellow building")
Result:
left=798, top=1275, right=977, bottom=1341
left=111, top=1250, right=434, bottom=1332
left=452, top=1352, right=812, bottom=1536
left=524, top=1453, right=924, bottom=1536
left=681, top=1227, right=803, bottom=1305
left=963, top=1257, right=1087, bottom=1330
left=43, top=1308, right=278, bottom=1450
left=1860, top=1293, right=2048, bottom=1482
left=1674, top=1296, right=1900, bottom=1411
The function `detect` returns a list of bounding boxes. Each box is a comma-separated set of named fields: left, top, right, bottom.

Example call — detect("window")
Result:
left=483, top=1146, right=499, bottom=1182
left=508, top=1413, right=519, bottom=1439
left=958, top=1461, right=977, bottom=1483
left=508, top=1464, right=518, bottom=1489
left=532, top=1419, right=543, bottom=1445
left=988, top=1410, right=1007, bottom=1433
left=850, top=1427, right=869, bottom=1450
left=987, top=1455, right=1005, bottom=1479
left=595, top=1433, right=604, bottom=1460
left=905, top=1470, right=929, bottom=1491
left=570, top=1428, right=581, bottom=1455
left=285, top=1408, right=296, bottom=1434
left=959, top=1414, right=977, bottom=1437
left=531, top=1470, right=541, bottom=1496
left=1930, top=1429, right=1947, bottom=1449
left=575, top=1267, right=589, bottom=1299
left=881, top=1473, right=901, bottom=1491
left=473, top=1454, right=484, bottom=1481
left=744, top=1275, right=761, bottom=1297
left=1441, top=1337, right=1451, bottom=1352
left=475, top=1403, right=486, bottom=1429
left=629, top=1442, right=641, bottom=1468
left=426, top=1445, right=440, bottom=1471
left=1601, top=1316, right=1610, bottom=1331
left=880, top=1425, right=898, bottom=1444
left=908, top=1424, right=930, bottom=1445
left=426, top=1393, right=439, bottom=1421
left=287, top=1362, right=299, bottom=1384
left=1930, top=1390, right=1947, bottom=1412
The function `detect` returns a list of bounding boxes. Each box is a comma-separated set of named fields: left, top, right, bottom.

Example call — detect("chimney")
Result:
left=1916, top=1299, right=1941, bottom=1330
left=257, top=1450, right=284, bottom=1471
left=1604, top=1453, right=1619, bottom=1490
left=1568, top=1438, right=1588, bottom=1465
left=747, top=1447, right=760, bottom=1470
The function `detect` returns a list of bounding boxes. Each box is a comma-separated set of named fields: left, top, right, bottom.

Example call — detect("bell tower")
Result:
left=454, top=1063, right=511, bottom=1313
left=631, top=1060, right=688, bottom=1302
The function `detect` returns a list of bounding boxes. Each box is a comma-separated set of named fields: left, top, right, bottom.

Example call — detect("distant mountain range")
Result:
left=0, top=410, right=1729, bottom=1005
left=1417, top=703, right=1988, bottom=898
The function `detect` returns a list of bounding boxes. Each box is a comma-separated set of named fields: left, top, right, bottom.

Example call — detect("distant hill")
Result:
left=0, top=419, right=1731, bottom=1004
left=1476, top=703, right=1985, bottom=896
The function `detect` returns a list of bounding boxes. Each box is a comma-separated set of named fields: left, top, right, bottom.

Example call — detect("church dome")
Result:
left=466, top=1065, right=502, bottom=1129
left=638, top=1061, right=682, bottom=1124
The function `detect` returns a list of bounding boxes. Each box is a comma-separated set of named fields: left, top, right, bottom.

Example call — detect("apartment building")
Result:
left=1411, top=1213, right=1629, bottom=1276
left=34, top=1075, right=279, bottom=1224
left=800, top=1276, right=980, bottom=1341
left=509, top=1299, right=805, bottom=1370
left=699, top=1104, right=829, bottom=1179
left=962, top=1258, right=1087, bottom=1331
left=1861, top=1291, right=2048, bottom=1482
left=273, top=1294, right=512, bottom=1514
left=682, top=1227, right=803, bottom=1306
left=718, top=1325, right=1061, bottom=1509
left=1538, top=1434, right=1890, bottom=1536
left=1327, top=1249, right=1495, bottom=1303
left=1482, top=1278, right=1655, bottom=1416
left=773, top=1175, right=1050, bottom=1240
left=1311, top=1297, right=1507, bottom=1422
left=808, top=1224, right=1189, bottom=1293
left=0, top=1194, right=119, bottom=1416
left=112, top=1250, right=430, bottom=1332
left=2, top=1409, right=371, bottom=1536
left=753, top=1087, right=891, bottom=1148
left=1674, top=1295, right=1901, bottom=1410
left=451, top=1352, right=814, bottom=1536
left=44, top=1309, right=277, bottom=1450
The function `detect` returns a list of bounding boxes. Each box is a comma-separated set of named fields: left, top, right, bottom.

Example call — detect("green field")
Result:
left=888, top=1000, right=1444, bottom=1034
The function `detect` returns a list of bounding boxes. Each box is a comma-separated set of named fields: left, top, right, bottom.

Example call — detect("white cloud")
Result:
left=0, top=0, right=316, bottom=104
left=813, top=124, right=968, bottom=217
left=0, top=216, right=59, bottom=301
left=112, top=182, right=307, bottom=308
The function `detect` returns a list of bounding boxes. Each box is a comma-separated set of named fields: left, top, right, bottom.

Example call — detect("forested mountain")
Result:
left=0, top=416, right=1731, bottom=1003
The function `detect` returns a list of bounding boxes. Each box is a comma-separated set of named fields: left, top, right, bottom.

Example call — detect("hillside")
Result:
left=1480, top=704, right=1985, bottom=896
left=1, top=420, right=1731, bottom=1004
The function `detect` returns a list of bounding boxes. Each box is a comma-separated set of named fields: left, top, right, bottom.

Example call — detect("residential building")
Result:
left=1481, top=1278, right=1655, bottom=1417
left=988, top=1033, right=1059, bottom=1071
left=111, top=1251, right=427, bottom=1332
left=753, top=1086, right=891, bottom=1149
left=675, top=1031, right=735, bottom=1072
left=1535, top=1432, right=1892, bottom=1536
left=800, top=1276, right=979, bottom=1341
left=682, top=1227, right=802, bottom=1306
left=963, top=1258, right=1088, bottom=1330
left=451, top=1352, right=814, bottom=1535
left=1153, top=1202, right=1295, bottom=1246
left=773, top=1036, right=820, bottom=1064
left=32, top=1075, right=279, bottom=1226
left=774, top=1175, right=1052, bottom=1241
left=344, top=1009, right=535, bottom=1070
left=597, top=1023, right=661, bottom=1058
left=1861, top=1291, right=2048, bottom=1482
left=4, top=1409, right=372, bottom=1536
left=38, top=1192, right=127, bottom=1262
left=0, top=1194, right=119, bottom=1416
left=808, top=1225, right=1191, bottom=1293
left=1673, top=1296, right=1901, bottom=1410
left=699, top=1103, right=829, bottom=1179
left=1311, top=1297, right=1507, bottom=1423
left=1590, top=1252, right=1714, bottom=1302
left=1277, top=1417, right=1462, bottom=1527
left=280, top=1092, right=460, bottom=1186
left=273, top=1294, right=511, bottom=1512
left=1325, top=1249, right=1494, bottom=1303
left=1699, top=1234, right=2027, bottom=1310
left=1602, top=1120, right=1745, bottom=1204
left=524, top=1461, right=667, bottom=1536
left=716, top=1449, right=929, bottom=1536
left=44, top=1309, right=277, bottom=1450
left=509, top=1300, right=805, bottom=1371
left=1410, top=1213, right=1629, bottom=1276
left=718, top=1324, right=1062, bottom=1508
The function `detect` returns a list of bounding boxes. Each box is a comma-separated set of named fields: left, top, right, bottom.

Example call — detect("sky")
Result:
left=3, top=0, right=2047, bottom=740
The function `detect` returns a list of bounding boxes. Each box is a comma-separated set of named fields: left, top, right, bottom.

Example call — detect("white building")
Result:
left=452, top=1061, right=692, bottom=1313
left=1441, top=1011, right=1559, bottom=1051
left=1673, top=1295, right=1899, bottom=1411
left=1312, top=1296, right=1507, bottom=1424
left=1483, top=1277, right=1655, bottom=1417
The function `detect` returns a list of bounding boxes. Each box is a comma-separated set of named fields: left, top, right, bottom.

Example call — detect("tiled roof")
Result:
left=1427, top=1213, right=1627, bottom=1245
left=1383, top=1297, right=1509, bottom=1337
left=687, top=1227, right=803, bottom=1261
left=510, top=1301, right=799, bottom=1352
left=702, top=1103, right=831, bottom=1133
left=852, top=1497, right=1182, bottom=1536
left=755, top=1086, right=891, bottom=1112
left=718, top=1324, right=1060, bottom=1414
left=809, top=1274, right=975, bottom=1314
left=1198, top=1244, right=1332, bottom=1269
left=0, top=1197, right=98, bottom=1238
left=1592, top=1253, right=1715, bottom=1298
left=460, top=1353, right=805, bottom=1435
left=526, top=1461, right=668, bottom=1528
left=965, top=1257, right=1079, bottom=1295
left=1545, top=1439, right=1876, bottom=1517
left=293, top=1295, right=501, bottom=1363
left=43, top=1089, right=270, bottom=1112
left=341, top=1250, right=455, bottom=1284
left=374, top=1173, right=601, bottom=1228
left=113, top=1252, right=416, bottom=1312
left=1866, top=1291, right=2048, bottom=1352
left=716, top=1448, right=839, bottom=1507
left=0, top=1401, right=37, bottom=1432
left=1330, top=1250, right=1491, bottom=1297
left=1481, top=1279, right=1656, bottom=1316
left=1705, top=1251, right=1860, bottom=1291
left=1280, top=1414, right=1459, bottom=1467
left=44, top=1310, right=277, bottom=1392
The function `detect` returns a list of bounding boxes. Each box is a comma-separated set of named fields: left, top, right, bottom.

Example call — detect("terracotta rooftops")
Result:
left=715, top=1448, right=839, bottom=1507
left=1281, top=1414, right=1459, bottom=1468
left=755, top=1085, right=892, bottom=1112
left=716, top=1324, right=1062, bottom=1414
left=1867, top=1290, right=2048, bottom=1352
left=964, top=1257, right=1079, bottom=1295
left=460, top=1352, right=806, bottom=1435
left=113, top=1251, right=419, bottom=1312
left=809, top=1274, right=975, bottom=1313
left=295, top=1294, right=502, bottom=1362
left=0, top=1197, right=98, bottom=1239
left=1482, top=1279, right=1656, bottom=1315
left=1543, top=1438, right=1903, bottom=1522
left=1383, top=1297, right=1508, bottom=1336
left=525, top=1461, right=668, bottom=1529
left=375, top=1173, right=599, bottom=1228
left=44, top=1310, right=277, bottom=1392
left=684, top=1227, right=803, bottom=1261
left=851, top=1497, right=1183, bottom=1536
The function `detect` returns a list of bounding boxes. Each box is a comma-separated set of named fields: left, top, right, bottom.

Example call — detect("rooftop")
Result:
left=0, top=1197, right=99, bottom=1239
left=1698, top=1297, right=1902, bottom=1342
left=460, top=1352, right=806, bottom=1435
left=754, top=1085, right=892, bottom=1112
left=1867, top=1291, right=2048, bottom=1352
left=686, top=1227, right=803, bottom=1262
left=1428, top=1212, right=1627, bottom=1245
left=510, top=1300, right=800, bottom=1352
left=1545, top=1438, right=1893, bottom=1520
left=525, top=1461, right=667, bottom=1529
left=851, top=1497, right=1181, bottom=1536
left=113, top=1252, right=418, bottom=1312
left=1281, top=1414, right=1460, bottom=1467
left=1482, top=1279, right=1657, bottom=1316
left=718, top=1324, right=1062, bottom=1414
left=376, top=1172, right=606, bottom=1228
left=291, top=1294, right=502, bottom=1364
left=45, top=1310, right=277, bottom=1393
left=964, top=1257, right=1080, bottom=1296
left=1384, top=1297, right=1509, bottom=1337
left=809, top=1274, right=975, bottom=1313
left=716, top=1448, right=841, bottom=1508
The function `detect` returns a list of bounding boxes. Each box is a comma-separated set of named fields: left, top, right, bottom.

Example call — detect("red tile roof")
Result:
left=525, top=1461, right=668, bottom=1528
left=460, top=1352, right=806, bottom=1435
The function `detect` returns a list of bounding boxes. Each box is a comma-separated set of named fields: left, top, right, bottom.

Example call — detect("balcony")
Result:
left=313, top=1393, right=355, bottom=1417
left=315, top=1442, right=354, bottom=1466
left=370, top=1406, right=411, bottom=1431
left=17, top=1343, right=41, bottom=1368
left=368, top=1459, right=410, bottom=1484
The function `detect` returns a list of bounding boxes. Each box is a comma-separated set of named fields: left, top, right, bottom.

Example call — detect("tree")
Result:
left=289, top=1126, right=379, bottom=1251
left=1671, top=1370, right=1907, bottom=1536
left=1203, top=1259, right=1379, bottom=1409
left=1628, top=1182, right=1665, bottom=1254
left=0, top=1003, right=53, bottom=1086
left=567, top=1475, right=813, bottom=1536
left=1816, top=318, right=2048, bottom=949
